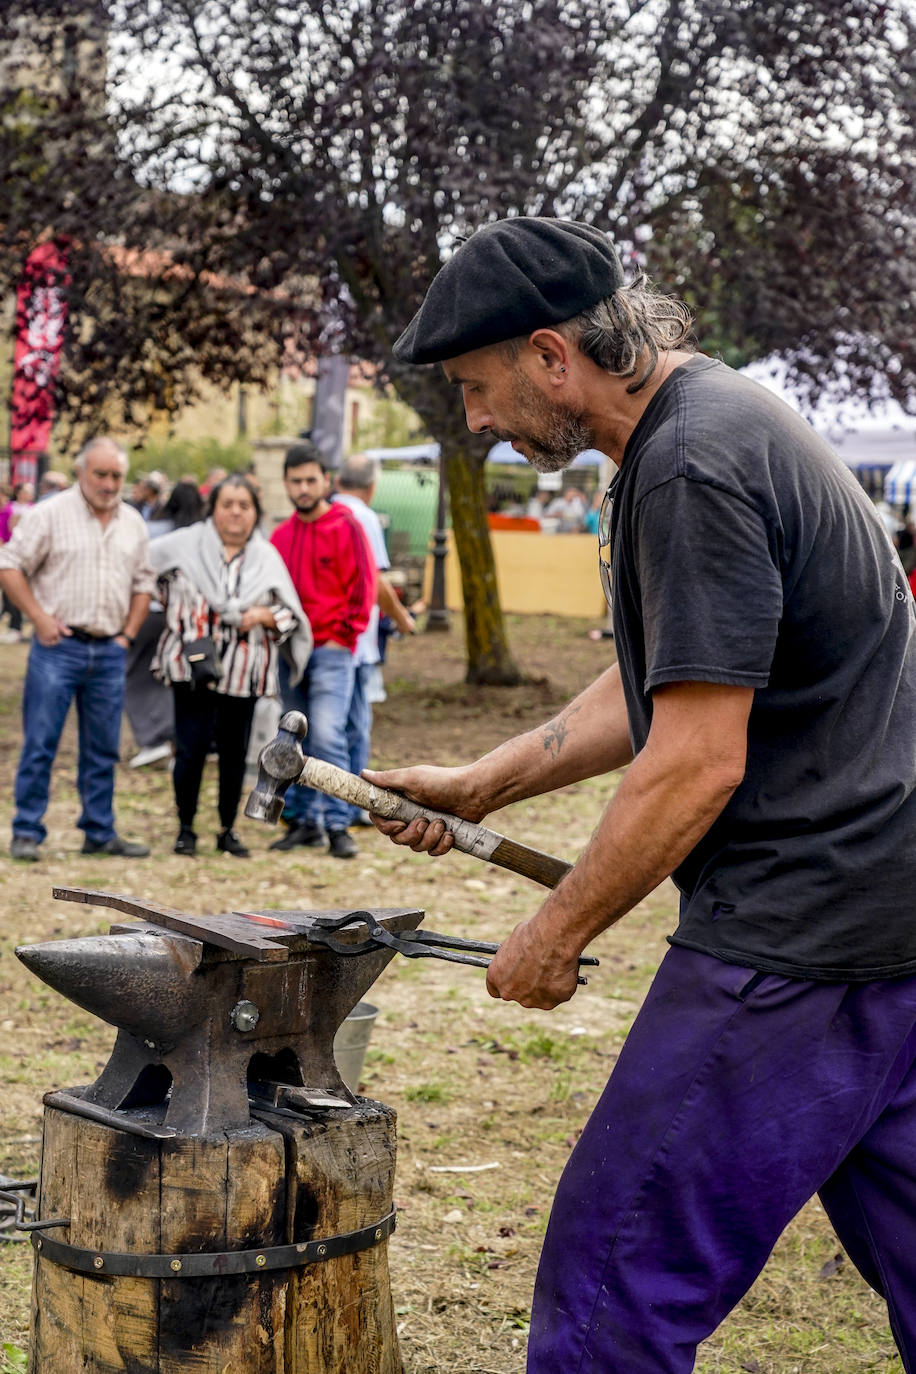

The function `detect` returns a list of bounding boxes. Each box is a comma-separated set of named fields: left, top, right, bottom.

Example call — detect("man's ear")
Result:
left=527, top=328, right=571, bottom=380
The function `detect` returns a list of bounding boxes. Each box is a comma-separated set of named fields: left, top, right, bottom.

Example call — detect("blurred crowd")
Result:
left=488, top=481, right=604, bottom=534
left=2, top=453, right=913, bottom=864
left=878, top=501, right=916, bottom=597
left=0, top=444, right=415, bottom=862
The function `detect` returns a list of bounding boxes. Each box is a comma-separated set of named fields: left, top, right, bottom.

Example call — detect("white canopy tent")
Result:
left=366, top=440, right=606, bottom=469
left=485, top=440, right=605, bottom=469
left=739, top=358, right=916, bottom=508
left=884, top=461, right=916, bottom=510
left=365, top=440, right=611, bottom=493
left=364, top=443, right=440, bottom=465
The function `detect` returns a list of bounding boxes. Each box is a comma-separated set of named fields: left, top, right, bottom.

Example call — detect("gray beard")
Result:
left=524, top=413, right=594, bottom=473
left=497, top=370, right=595, bottom=473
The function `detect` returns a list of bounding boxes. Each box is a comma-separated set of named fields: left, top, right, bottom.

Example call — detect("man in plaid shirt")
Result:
left=0, top=437, right=155, bottom=861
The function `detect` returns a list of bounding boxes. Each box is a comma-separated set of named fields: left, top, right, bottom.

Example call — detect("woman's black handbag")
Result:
left=183, top=634, right=223, bottom=686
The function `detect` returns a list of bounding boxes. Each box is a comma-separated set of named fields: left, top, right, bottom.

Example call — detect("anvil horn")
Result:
left=15, top=932, right=203, bottom=1050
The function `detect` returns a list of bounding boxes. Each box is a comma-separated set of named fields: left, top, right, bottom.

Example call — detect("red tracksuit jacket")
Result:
left=270, top=503, right=376, bottom=652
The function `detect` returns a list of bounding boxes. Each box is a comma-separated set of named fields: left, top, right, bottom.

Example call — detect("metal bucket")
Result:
left=333, top=1001, right=379, bottom=1093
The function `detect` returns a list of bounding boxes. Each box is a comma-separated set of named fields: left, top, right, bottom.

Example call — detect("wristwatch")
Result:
left=118, top=631, right=136, bottom=646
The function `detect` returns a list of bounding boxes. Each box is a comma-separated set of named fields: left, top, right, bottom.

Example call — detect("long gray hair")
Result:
left=560, top=275, right=695, bottom=393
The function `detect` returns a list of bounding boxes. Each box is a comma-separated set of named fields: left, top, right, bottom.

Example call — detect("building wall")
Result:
left=1, top=8, right=107, bottom=111
left=250, top=436, right=293, bottom=530
left=146, top=373, right=314, bottom=451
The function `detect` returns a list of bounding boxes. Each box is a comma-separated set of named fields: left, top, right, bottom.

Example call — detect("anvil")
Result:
left=16, top=887, right=424, bottom=1137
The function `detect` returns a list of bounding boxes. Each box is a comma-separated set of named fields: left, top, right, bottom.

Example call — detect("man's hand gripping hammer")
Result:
left=245, top=710, right=574, bottom=891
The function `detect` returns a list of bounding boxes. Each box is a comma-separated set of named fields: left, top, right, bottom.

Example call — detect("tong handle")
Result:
left=402, top=929, right=599, bottom=969
left=311, top=914, right=595, bottom=983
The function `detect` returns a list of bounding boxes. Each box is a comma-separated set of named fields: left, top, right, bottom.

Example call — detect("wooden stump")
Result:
left=277, top=1102, right=402, bottom=1373
left=31, top=1099, right=402, bottom=1373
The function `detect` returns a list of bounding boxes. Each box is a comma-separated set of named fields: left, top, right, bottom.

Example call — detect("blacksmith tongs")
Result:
left=310, top=911, right=599, bottom=985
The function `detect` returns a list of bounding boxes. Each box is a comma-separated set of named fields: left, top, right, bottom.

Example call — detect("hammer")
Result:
left=245, top=711, right=573, bottom=890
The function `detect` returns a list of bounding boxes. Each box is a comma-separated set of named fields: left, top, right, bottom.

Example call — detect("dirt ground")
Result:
left=0, top=613, right=901, bottom=1372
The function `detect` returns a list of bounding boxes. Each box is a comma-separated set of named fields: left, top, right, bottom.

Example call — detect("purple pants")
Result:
left=528, top=945, right=916, bottom=1373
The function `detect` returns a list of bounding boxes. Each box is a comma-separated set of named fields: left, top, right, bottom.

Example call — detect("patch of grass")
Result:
left=546, top=1073, right=574, bottom=1103
left=0, top=1246, right=31, bottom=1358
left=364, top=1048, right=396, bottom=1065
left=445, top=1242, right=492, bottom=1275
left=405, top=1082, right=452, bottom=1105
left=519, top=1032, right=564, bottom=1062
left=496, top=1310, right=531, bottom=1334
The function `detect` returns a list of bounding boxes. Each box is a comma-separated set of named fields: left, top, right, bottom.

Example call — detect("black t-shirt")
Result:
left=610, top=356, right=916, bottom=979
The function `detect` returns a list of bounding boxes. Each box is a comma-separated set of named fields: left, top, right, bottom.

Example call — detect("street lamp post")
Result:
left=425, top=450, right=450, bottom=631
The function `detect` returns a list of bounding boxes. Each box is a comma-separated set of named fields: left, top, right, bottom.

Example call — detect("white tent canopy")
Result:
left=884, top=461, right=916, bottom=510
left=364, top=443, right=440, bottom=464
left=367, top=362, right=915, bottom=505
left=366, top=440, right=606, bottom=469
left=739, top=358, right=916, bottom=469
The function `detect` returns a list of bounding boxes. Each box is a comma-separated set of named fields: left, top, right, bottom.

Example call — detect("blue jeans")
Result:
left=13, top=636, right=127, bottom=846
left=278, top=646, right=356, bottom=831
left=345, top=661, right=374, bottom=822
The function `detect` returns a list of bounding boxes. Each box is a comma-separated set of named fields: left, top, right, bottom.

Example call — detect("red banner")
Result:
left=10, top=240, right=70, bottom=484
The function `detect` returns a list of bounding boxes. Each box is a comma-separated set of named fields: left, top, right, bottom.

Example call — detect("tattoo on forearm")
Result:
left=542, top=705, right=580, bottom=757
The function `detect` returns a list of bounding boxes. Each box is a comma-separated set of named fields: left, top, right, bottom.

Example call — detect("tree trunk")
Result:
left=391, top=371, right=522, bottom=686
left=445, top=448, right=521, bottom=684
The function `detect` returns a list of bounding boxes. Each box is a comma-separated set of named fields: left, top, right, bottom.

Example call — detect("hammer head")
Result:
left=244, top=709, right=309, bottom=823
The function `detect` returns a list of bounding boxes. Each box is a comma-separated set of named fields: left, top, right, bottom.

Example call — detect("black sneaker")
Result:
left=217, top=828, right=250, bottom=858
left=269, top=821, right=326, bottom=851
left=10, top=835, right=39, bottom=862
left=81, top=834, right=150, bottom=857
left=174, top=827, right=197, bottom=857
left=327, top=828, right=358, bottom=860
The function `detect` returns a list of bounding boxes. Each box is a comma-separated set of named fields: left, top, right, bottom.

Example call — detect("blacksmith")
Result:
left=367, top=218, right=916, bottom=1372
left=0, top=436, right=155, bottom=861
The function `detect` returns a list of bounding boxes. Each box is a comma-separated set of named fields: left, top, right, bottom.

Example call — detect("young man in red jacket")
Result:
left=270, top=442, right=377, bottom=857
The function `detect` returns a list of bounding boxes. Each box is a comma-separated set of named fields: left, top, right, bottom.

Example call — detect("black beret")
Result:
left=393, top=217, right=624, bottom=365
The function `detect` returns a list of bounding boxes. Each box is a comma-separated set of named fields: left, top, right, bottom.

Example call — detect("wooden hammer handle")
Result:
left=298, top=758, right=572, bottom=890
